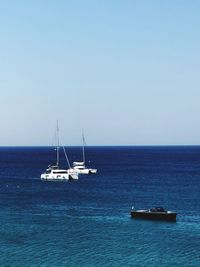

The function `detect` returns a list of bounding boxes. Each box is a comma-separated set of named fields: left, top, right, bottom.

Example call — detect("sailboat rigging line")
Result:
left=82, top=128, right=85, bottom=164
left=56, top=120, right=59, bottom=167
left=60, top=136, right=71, bottom=169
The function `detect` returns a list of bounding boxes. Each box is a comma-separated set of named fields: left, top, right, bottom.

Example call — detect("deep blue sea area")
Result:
left=0, top=146, right=200, bottom=266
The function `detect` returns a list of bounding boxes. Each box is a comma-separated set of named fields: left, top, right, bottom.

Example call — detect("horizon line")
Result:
left=0, top=144, right=200, bottom=147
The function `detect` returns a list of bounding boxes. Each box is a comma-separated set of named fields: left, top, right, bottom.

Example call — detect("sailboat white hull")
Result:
left=41, top=173, right=70, bottom=181
left=41, top=173, right=79, bottom=181
left=67, top=170, right=79, bottom=179
left=41, top=167, right=79, bottom=181
left=75, top=169, right=90, bottom=174
left=71, top=166, right=97, bottom=175
left=89, top=169, right=97, bottom=174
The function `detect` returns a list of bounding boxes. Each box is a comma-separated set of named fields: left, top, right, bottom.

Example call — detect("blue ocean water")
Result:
left=0, top=146, right=200, bottom=267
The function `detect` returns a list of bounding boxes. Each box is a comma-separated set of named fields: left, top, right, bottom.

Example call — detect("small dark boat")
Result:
left=130, top=207, right=177, bottom=222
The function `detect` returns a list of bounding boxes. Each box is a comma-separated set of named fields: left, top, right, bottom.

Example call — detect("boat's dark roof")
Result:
left=149, top=207, right=166, bottom=212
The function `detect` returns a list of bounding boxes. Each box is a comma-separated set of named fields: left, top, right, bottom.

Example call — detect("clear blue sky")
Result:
left=0, top=0, right=200, bottom=146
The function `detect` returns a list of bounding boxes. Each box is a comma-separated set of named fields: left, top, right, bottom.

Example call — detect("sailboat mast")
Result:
left=82, top=128, right=85, bottom=164
left=56, top=120, right=59, bottom=167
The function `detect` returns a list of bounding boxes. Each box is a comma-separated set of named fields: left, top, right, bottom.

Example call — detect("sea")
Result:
left=0, top=146, right=199, bottom=267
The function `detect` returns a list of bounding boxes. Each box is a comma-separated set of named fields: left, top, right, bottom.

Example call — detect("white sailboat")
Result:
left=41, top=122, right=78, bottom=181
left=71, top=130, right=97, bottom=175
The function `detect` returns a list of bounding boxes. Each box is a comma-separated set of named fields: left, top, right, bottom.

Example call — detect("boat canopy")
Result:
left=48, top=164, right=58, bottom=170
left=73, top=161, right=84, bottom=166
left=150, top=207, right=166, bottom=212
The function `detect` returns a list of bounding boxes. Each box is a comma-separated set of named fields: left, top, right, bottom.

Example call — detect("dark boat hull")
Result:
left=131, top=210, right=177, bottom=222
